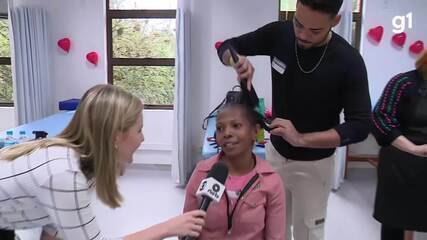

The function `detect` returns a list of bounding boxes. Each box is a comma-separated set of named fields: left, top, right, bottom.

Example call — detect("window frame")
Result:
left=278, top=0, right=363, bottom=50
left=0, top=15, right=13, bottom=107
left=106, top=3, right=177, bottom=110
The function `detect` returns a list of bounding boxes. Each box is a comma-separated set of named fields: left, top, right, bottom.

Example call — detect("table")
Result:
left=0, top=111, right=74, bottom=140
left=201, top=117, right=266, bottom=159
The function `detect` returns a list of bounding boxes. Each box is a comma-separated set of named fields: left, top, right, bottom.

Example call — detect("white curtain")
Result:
left=172, top=8, right=192, bottom=185
left=332, top=0, right=353, bottom=190
left=333, top=0, right=353, bottom=43
left=10, top=7, right=53, bottom=124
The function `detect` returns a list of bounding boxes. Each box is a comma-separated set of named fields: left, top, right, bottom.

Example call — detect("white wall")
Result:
left=349, top=0, right=427, bottom=156
left=0, top=107, right=15, bottom=131
left=11, top=0, right=108, bottom=106
left=361, top=0, right=426, bottom=104
left=187, top=0, right=278, bottom=162
left=135, top=110, right=173, bottom=165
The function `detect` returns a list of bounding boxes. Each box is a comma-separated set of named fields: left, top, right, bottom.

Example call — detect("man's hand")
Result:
left=221, top=50, right=254, bottom=91
left=269, top=118, right=306, bottom=147
left=233, top=55, right=255, bottom=91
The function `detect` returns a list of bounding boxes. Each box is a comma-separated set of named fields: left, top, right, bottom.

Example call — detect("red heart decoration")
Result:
left=392, top=32, right=406, bottom=47
left=215, top=41, right=223, bottom=50
left=86, top=51, right=98, bottom=66
left=409, top=40, right=424, bottom=55
left=57, top=38, right=71, bottom=53
left=367, top=26, right=384, bottom=43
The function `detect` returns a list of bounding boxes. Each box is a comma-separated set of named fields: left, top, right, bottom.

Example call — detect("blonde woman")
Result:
left=0, top=84, right=205, bottom=240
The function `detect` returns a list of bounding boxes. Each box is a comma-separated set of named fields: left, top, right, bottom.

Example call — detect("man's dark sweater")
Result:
left=218, top=21, right=372, bottom=160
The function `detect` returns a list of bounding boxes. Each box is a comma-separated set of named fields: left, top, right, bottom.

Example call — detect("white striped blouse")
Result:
left=0, top=146, right=119, bottom=240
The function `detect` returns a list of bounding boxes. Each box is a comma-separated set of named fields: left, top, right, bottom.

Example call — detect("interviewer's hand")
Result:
left=41, top=230, right=60, bottom=240
left=164, top=210, right=206, bottom=237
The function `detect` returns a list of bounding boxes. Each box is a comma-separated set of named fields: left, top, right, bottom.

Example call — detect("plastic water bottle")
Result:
left=4, top=130, right=17, bottom=147
left=18, top=130, right=30, bottom=143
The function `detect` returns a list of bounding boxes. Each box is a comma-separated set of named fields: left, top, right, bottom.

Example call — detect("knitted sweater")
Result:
left=372, top=70, right=427, bottom=146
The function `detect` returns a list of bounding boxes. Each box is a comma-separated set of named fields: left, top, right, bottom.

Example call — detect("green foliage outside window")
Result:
left=0, top=19, right=12, bottom=103
left=112, top=18, right=176, bottom=105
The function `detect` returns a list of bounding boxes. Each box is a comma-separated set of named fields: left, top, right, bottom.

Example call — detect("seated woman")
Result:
left=0, top=84, right=205, bottom=240
left=183, top=95, right=285, bottom=240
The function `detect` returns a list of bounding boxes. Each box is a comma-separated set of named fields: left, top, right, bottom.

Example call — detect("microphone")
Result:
left=183, top=161, right=228, bottom=240
left=196, top=161, right=228, bottom=210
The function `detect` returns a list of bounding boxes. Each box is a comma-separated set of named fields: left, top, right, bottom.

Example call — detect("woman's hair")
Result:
left=217, top=91, right=263, bottom=128
left=415, top=50, right=427, bottom=70
left=0, top=84, right=143, bottom=208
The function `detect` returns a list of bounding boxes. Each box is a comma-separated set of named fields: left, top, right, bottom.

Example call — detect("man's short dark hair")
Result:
left=299, top=0, right=343, bottom=16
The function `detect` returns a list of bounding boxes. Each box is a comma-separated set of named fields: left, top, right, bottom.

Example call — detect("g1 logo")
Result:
left=392, top=12, right=413, bottom=34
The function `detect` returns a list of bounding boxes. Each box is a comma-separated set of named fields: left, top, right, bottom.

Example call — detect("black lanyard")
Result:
left=225, top=173, right=259, bottom=232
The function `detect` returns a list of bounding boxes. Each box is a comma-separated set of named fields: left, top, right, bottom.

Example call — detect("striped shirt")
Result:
left=0, top=146, right=119, bottom=240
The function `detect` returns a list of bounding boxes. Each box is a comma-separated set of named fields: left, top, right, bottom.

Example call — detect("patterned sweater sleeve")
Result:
left=371, top=73, right=415, bottom=146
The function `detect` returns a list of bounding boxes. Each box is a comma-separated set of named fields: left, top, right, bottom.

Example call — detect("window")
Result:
left=0, top=15, right=13, bottom=107
left=279, top=0, right=363, bottom=50
left=107, top=0, right=176, bottom=109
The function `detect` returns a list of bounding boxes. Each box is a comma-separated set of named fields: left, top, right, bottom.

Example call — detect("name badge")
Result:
left=272, top=57, right=286, bottom=74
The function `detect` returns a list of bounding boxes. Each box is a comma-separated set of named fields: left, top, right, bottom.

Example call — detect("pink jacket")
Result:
left=183, top=155, right=285, bottom=240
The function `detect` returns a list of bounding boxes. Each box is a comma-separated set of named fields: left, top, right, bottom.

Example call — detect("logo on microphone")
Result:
left=212, top=183, right=220, bottom=192
left=207, top=183, right=221, bottom=199
left=199, top=180, right=207, bottom=191
left=196, top=177, right=226, bottom=203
